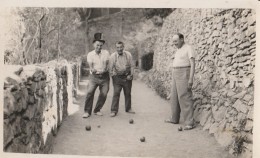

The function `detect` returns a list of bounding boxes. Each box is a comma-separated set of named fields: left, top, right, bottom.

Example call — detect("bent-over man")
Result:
left=109, top=41, right=135, bottom=117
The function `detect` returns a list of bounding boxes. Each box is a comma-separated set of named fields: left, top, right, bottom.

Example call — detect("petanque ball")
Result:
left=129, top=119, right=134, bottom=124
left=140, top=137, right=145, bottom=142
left=178, top=126, right=183, bottom=131
left=85, top=125, right=91, bottom=131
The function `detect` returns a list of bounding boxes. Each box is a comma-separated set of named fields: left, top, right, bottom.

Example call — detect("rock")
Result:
left=246, top=26, right=255, bottom=37
left=244, top=120, right=253, bottom=132
left=243, top=94, right=252, bottom=102
left=232, top=99, right=248, bottom=114
left=227, top=90, right=236, bottom=97
left=225, top=48, right=237, bottom=57
left=215, top=130, right=234, bottom=147
left=23, top=105, right=36, bottom=120
left=203, top=115, right=213, bottom=131
left=247, top=108, right=253, bottom=120
left=232, top=91, right=247, bottom=99
left=200, top=110, right=212, bottom=126
left=209, top=122, right=219, bottom=134
left=212, top=106, right=227, bottom=122
left=247, top=14, right=255, bottom=26
left=4, top=120, right=14, bottom=148
left=242, top=77, right=252, bottom=88
left=14, top=67, right=24, bottom=76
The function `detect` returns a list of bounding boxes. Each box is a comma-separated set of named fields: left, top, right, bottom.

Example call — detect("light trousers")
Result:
left=170, top=67, right=194, bottom=126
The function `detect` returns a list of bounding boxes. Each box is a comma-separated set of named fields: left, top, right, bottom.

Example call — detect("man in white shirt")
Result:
left=165, top=33, right=195, bottom=130
left=83, top=33, right=110, bottom=118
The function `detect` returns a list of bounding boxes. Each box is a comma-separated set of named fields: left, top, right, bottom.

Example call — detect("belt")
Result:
left=92, top=72, right=109, bottom=78
left=173, top=66, right=191, bottom=69
left=115, top=74, right=128, bottom=79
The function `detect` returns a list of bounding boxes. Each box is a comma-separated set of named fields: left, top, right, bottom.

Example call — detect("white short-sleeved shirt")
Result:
left=172, top=44, right=195, bottom=67
left=87, top=49, right=110, bottom=73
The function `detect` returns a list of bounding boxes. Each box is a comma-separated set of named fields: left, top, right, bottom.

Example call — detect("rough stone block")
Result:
left=232, top=99, right=248, bottom=114
left=200, top=110, right=212, bottom=126
left=242, top=77, right=252, bottom=88
left=4, top=119, right=14, bottom=148
left=233, top=91, right=247, bottom=99
left=247, top=108, right=253, bottom=120
left=215, top=130, right=235, bottom=147
left=244, top=120, right=253, bottom=132
left=212, top=106, right=227, bottom=122
left=209, top=122, right=219, bottom=134
left=203, top=115, right=213, bottom=131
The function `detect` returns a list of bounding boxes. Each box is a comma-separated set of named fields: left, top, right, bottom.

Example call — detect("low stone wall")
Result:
left=144, top=9, right=255, bottom=157
left=3, top=60, right=80, bottom=153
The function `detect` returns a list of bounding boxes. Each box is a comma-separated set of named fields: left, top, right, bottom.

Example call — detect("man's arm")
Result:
left=188, top=57, right=195, bottom=90
left=126, top=52, right=134, bottom=80
left=87, top=53, right=96, bottom=74
left=109, top=54, right=116, bottom=76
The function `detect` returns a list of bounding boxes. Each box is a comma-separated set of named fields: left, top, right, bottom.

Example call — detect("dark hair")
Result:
left=177, top=33, right=184, bottom=40
left=115, top=41, right=124, bottom=46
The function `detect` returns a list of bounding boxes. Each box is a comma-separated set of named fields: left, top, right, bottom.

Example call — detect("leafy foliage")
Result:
left=143, top=8, right=173, bottom=19
left=3, top=7, right=89, bottom=65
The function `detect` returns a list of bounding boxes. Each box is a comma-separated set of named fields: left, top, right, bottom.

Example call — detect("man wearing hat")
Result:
left=83, top=33, right=110, bottom=118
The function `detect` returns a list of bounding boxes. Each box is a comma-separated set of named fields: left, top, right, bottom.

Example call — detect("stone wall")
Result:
left=145, top=9, right=255, bottom=157
left=3, top=60, right=80, bottom=153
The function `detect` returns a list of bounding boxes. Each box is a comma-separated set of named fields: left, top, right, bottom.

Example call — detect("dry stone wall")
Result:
left=3, top=60, right=80, bottom=153
left=146, top=9, right=255, bottom=157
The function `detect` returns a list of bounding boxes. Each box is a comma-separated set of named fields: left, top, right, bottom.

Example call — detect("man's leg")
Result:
left=170, top=70, right=181, bottom=123
left=123, top=79, right=132, bottom=112
left=84, top=79, right=98, bottom=115
left=94, top=78, right=110, bottom=113
left=175, top=68, right=194, bottom=126
left=111, top=76, right=123, bottom=114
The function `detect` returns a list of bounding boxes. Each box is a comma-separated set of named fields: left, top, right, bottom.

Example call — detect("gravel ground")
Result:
left=52, top=77, right=234, bottom=158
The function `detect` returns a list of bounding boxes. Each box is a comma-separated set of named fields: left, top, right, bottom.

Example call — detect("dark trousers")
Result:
left=111, top=76, right=132, bottom=113
left=84, top=74, right=109, bottom=114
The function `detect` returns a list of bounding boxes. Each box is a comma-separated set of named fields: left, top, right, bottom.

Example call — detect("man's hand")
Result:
left=188, top=81, right=193, bottom=90
left=91, top=69, right=97, bottom=74
left=126, top=75, right=133, bottom=80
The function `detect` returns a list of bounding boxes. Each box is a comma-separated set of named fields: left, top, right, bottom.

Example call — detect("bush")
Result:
left=143, top=8, right=173, bottom=19
left=141, top=52, right=154, bottom=71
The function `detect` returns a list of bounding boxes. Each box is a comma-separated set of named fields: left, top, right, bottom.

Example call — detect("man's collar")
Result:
left=117, top=51, right=125, bottom=56
left=95, top=50, right=102, bottom=54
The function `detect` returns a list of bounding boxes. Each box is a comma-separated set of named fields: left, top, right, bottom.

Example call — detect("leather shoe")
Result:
left=94, top=111, right=103, bottom=116
left=126, top=109, right=135, bottom=114
left=110, top=112, right=116, bottom=117
left=82, top=112, right=90, bottom=118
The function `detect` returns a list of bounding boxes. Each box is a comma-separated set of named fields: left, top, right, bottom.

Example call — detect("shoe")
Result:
left=184, top=125, right=194, bottom=130
left=126, top=109, right=135, bottom=114
left=110, top=112, right=116, bottom=117
left=164, top=118, right=179, bottom=124
left=94, top=111, right=103, bottom=116
left=82, top=112, right=90, bottom=118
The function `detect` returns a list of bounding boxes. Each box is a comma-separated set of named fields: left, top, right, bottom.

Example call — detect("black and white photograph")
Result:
left=0, top=0, right=259, bottom=158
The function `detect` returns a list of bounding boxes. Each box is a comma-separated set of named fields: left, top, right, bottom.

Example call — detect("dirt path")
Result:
left=52, top=77, right=234, bottom=158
